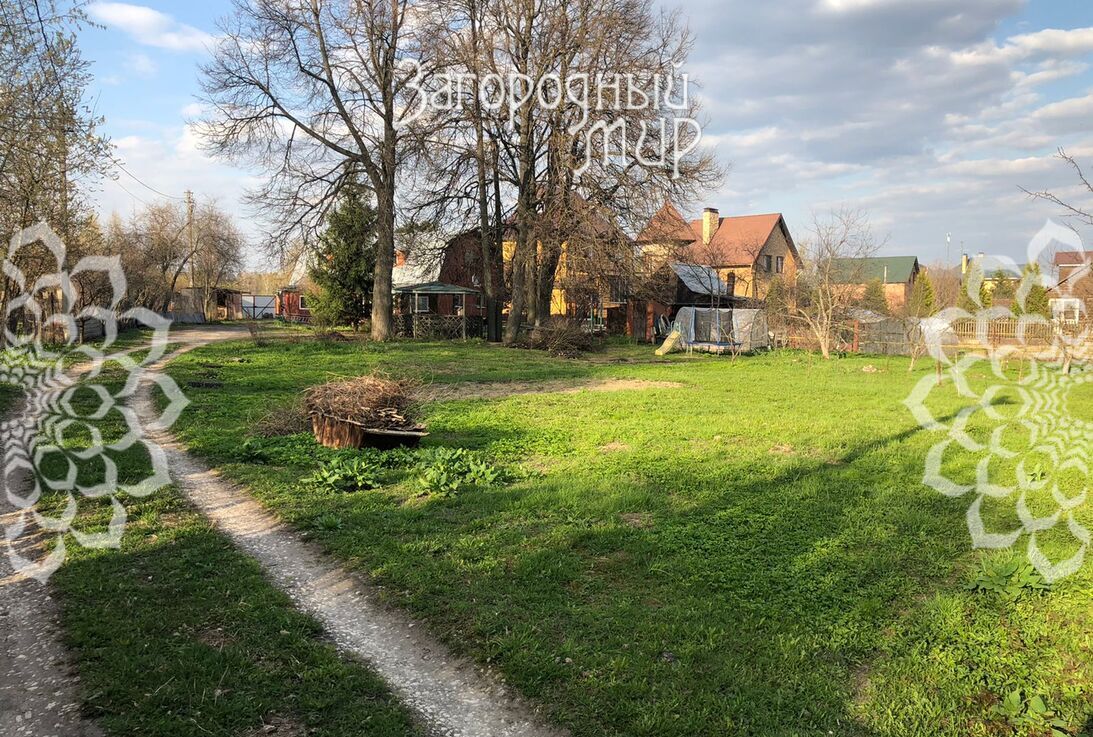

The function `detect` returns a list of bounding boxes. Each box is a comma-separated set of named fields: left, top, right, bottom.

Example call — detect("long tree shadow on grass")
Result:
left=283, top=417, right=976, bottom=737
left=301, top=394, right=1092, bottom=737
left=51, top=493, right=424, bottom=737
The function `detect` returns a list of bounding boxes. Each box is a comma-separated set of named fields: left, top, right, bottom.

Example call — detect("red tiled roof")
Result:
left=684, top=213, right=784, bottom=267
left=636, top=202, right=696, bottom=242
left=639, top=203, right=792, bottom=267
left=1054, top=251, right=1090, bottom=266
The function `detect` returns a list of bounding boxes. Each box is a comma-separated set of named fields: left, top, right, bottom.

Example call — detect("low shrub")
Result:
left=966, top=557, right=1050, bottom=601
left=416, top=447, right=503, bottom=496
left=304, top=455, right=381, bottom=492
left=314, top=513, right=344, bottom=531
left=993, top=690, right=1071, bottom=735
left=361, top=446, right=419, bottom=469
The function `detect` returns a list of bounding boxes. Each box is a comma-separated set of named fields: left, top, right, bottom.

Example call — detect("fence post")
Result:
left=852, top=320, right=860, bottom=353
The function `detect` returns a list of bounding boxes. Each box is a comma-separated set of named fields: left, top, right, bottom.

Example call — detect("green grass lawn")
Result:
left=12, top=352, right=423, bottom=737
left=155, top=338, right=1090, bottom=737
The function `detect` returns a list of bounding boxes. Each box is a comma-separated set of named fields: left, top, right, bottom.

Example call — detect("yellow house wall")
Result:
left=715, top=229, right=796, bottom=299
left=503, top=239, right=573, bottom=315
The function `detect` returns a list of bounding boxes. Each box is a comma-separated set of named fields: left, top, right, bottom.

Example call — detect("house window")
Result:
left=765, top=255, right=773, bottom=273
left=298, top=295, right=307, bottom=310
left=414, top=294, right=430, bottom=313
left=776, top=256, right=784, bottom=274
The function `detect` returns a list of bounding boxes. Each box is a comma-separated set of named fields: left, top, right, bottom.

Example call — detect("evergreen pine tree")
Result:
left=991, top=269, right=1016, bottom=304
left=308, top=183, right=377, bottom=329
left=860, top=279, right=889, bottom=315
left=1015, top=263, right=1051, bottom=318
left=958, top=261, right=993, bottom=312
left=764, top=275, right=789, bottom=327
left=908, top=271, right=937, bottom=317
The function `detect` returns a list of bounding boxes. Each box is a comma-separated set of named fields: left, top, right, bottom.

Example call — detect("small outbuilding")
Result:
left=276, top=285, right=312, bottom=323
left=393, top=281, right=484, bottom=317
left=627, top=262, right=738, bottom=342
left=831, top=256, right=921, bottom=312
left=393, top=281, right=484, bottom=339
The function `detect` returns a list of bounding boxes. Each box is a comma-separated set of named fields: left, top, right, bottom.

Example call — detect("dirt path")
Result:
left=0, top=393, right=104, bottom=736
left=418, top=377, right=682, bottom=402
left=0, top=326, right=249, bottom=736
left=132, top=331, right=566, bottom=737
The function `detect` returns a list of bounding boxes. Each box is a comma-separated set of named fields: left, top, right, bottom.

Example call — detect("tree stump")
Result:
left=311, top=414, right=427, bottom=450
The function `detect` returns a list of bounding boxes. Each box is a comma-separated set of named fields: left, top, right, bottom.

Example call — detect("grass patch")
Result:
left=13, top=353, right=423, bottom=737
left=159, top=341, right=1093, bottom=737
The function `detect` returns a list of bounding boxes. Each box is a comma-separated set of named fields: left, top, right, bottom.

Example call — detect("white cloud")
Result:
left=88, top=2, right=215, bottom=52
left=93, top=126, right=263, bottom=248
left=125, top=52, right=157, bottom=79
left=1033, top=93, right=1093, bottom=121
left=679, top=0, right=1093, bottom=260
left=86, top=0, right=1093, bottom=266
left=1007, top=27, right=1093, bottom=58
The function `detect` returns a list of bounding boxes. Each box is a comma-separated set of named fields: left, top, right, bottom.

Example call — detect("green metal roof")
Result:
left=831, top=256, right=919, bottom=284
left=393, top=281, right=481, bottom=295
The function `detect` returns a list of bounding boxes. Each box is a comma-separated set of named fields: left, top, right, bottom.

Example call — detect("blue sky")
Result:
left=81, top=1, right=1093, bottom=268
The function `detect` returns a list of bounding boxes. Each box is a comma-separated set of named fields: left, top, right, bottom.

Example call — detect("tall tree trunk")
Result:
left=537, top=242, right=561, bottom=322
left=470, top=2, right=493, bottom=303
left=371, top=180, right=396, bottom=341
left=526, top=253, right=541, bottom=328
left=370, top=46, right=398, bottom=342
left=504, top=211, right=529, bottom=344
left=491, top=138, right=504, bottom=290
left=503, top=117, right=535, bottom=342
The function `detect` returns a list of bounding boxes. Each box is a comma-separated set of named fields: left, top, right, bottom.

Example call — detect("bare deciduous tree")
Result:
left=1023, top=148, right=1093, bottom=309
left=103, top=200, right=245, bottom=316
left=198, top=0, right=440, bottom=340
left=791, top=208, right=881, bottom=359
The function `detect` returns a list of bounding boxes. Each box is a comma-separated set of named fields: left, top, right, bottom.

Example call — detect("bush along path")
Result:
left=132, top=334, right=566, bottom=737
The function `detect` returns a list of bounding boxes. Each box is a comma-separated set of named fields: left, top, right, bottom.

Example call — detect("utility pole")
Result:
left=185, top=190, right=197, bottom=320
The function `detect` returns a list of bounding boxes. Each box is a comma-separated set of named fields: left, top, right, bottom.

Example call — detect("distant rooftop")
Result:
left=831, top=256, right=919, bottom=284
left=1054, top=251, right=1091, bottom=266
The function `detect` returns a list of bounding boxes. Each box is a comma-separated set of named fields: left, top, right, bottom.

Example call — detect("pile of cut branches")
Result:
left=304, top=375, right=422, bottom=430
left=523, top=323, right=601, bottom=358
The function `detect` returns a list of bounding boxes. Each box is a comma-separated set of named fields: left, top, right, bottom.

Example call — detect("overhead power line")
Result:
left=110, top=154, right=187, bottom=201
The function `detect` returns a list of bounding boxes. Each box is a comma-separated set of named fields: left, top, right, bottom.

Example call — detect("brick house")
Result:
left=831, top=256, right=921, bottom=312
left=1054, top=251, right=1091, bottom=282
left=636, top=203, right=801, bottom=300
left=275, top=285, right=311, bottom=322
left=1050, top=251, right=1091, bottom=320
left=439, top=214, right=632, bottom=330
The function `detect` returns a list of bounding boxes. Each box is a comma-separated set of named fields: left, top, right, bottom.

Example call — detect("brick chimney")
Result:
left=702, top=207, right=719, bottom=244
left=395, top=250, right=408, bottom=267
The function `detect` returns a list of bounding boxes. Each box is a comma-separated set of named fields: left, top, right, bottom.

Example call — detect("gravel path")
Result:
left=134, top=329, right=566, bottom=737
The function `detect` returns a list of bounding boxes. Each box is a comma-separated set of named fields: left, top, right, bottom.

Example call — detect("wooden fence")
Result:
left=395, top=314, right=484, bottom=340
left=949, top=317, right=1090, bottom=346
left=782, top=317, right=1092, bottom=357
